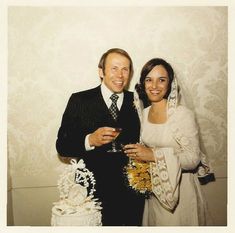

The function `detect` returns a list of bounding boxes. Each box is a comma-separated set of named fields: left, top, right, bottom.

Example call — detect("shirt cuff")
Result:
left=85, top=134, right=95, bottom=151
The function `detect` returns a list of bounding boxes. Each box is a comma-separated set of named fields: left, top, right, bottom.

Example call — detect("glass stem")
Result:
left=112, top=141, right=116, bottom=150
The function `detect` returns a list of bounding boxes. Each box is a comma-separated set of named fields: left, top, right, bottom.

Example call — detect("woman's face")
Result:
left=144, top=65, right=169, bottom=103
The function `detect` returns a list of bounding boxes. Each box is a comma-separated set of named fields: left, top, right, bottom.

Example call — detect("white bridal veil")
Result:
left=133, top=74, right=215, bottom=184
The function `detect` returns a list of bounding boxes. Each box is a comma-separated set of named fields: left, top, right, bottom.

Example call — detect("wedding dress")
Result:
left=134, top=76, right=213, bottom=226
left=141, top=106, right=211, bottom=226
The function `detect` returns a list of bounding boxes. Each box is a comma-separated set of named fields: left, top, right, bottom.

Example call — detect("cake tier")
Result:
left=51, top=209, right=102, bottom=226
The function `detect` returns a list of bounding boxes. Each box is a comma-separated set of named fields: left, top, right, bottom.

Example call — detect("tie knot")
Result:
left=110, top=93, right=119, bottom=103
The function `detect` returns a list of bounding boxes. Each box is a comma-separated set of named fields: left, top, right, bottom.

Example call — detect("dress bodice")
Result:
left=141, top=106, right=176, bottom=148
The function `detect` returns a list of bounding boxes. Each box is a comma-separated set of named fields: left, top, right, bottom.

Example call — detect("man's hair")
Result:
left=98, top=48, right=134, bottom=79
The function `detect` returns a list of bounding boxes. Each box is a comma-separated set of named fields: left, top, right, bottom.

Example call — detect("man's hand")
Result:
left=88, top=127, right=117, bottom=147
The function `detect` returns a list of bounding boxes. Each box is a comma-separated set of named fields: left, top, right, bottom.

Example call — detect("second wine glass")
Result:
left=107, top=128, right=122, bottom=153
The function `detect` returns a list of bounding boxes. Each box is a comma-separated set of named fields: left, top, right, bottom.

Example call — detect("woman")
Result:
left=124, top=58, right=212, bottom=226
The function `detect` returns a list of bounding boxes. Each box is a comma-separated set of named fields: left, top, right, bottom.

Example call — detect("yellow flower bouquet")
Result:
left=125, top=159, right=152, bottom=195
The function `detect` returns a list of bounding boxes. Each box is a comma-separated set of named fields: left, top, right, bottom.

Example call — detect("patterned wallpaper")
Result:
left=8, top=7, right=227, bottom=190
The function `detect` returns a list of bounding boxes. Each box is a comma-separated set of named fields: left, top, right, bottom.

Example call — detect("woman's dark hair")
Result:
left=98, top=48, right=134, bottom=79
left=135, top=58, right=174, bottom=107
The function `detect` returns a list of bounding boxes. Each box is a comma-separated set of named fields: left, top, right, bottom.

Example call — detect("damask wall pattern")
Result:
left=8, top=6, right=227, bottom=225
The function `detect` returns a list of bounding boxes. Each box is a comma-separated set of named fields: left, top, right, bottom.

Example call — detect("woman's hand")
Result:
left=123, top=143, right=155, bottom=162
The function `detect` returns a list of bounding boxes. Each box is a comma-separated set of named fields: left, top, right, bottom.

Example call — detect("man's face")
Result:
left=100, top=53, right=131, bottom=93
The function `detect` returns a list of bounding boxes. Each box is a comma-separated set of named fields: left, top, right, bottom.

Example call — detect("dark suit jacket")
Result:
left=56, top=85, right=144, bottom=226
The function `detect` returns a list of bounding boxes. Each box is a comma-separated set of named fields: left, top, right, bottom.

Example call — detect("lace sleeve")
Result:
left=170, top=106, right=201, bottom=170
left=150, top=107, right=201, bottom=211
left=150, top=148, right=181, bottom=211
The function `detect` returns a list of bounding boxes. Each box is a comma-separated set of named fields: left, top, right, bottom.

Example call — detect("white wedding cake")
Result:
left=51, top=159, right=102, bottom=226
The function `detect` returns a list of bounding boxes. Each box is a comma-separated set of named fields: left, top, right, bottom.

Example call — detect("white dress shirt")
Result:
left=85, top=82, right=124, bottom=150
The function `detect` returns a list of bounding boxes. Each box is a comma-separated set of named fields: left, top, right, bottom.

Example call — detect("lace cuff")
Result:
left=151, top=147, right=181, bottom=211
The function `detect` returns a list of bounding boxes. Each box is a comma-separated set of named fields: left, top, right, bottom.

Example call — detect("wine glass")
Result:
left=107, top=128, right=122, bottom=152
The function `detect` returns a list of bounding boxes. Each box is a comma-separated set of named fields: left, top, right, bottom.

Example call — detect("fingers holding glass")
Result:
left=89, top=127, right=120, bottom=147
left=101, top=127, right=119, bottom=142
left=123, top=144, right=139, bottom=158
left=107, top=128, right=122, bottom=152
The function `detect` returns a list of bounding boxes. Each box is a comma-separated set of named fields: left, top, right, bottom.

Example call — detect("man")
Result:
left=56, top=48, right=144, bottom=226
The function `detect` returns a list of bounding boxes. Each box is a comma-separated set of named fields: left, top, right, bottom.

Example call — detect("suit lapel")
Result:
left=119, top=90, right=131, bottom=116
left=96, top=86, right=110, bottom=113
left=92, top=86, right=114, bottom=125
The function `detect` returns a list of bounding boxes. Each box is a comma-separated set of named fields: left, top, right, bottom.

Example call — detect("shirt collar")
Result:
left=101, top=82, right=124, bottom=108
